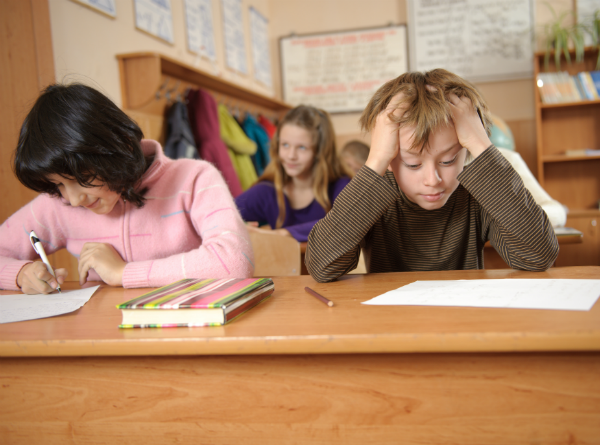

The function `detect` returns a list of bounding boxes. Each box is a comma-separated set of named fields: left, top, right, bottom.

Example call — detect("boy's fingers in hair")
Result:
left=246, top=221, right=259, bottom=227
left=384, top=92, right=406, bottom=119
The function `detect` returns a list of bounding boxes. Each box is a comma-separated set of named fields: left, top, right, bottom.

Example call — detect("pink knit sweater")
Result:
left=0, top=140, right=254, bottom=290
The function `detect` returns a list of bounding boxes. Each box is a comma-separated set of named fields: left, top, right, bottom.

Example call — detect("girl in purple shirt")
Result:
left=235, top=106, right=350, bottom=242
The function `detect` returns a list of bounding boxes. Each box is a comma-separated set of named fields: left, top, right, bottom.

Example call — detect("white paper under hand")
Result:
left=0, top=286, right=100, bottom=324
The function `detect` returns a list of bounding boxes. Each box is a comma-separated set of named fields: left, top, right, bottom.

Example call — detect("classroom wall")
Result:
left=267, top=0, right=573, bottom=176
left=48, top=0, right=275, bottom=107
left=47, top=0, right=576, bottom=175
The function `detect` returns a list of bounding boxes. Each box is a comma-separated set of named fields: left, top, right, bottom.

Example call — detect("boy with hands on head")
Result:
left=306, top=69, right=559, bottom=282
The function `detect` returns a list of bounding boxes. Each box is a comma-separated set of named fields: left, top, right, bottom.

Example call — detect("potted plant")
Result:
left=584, top=9, right=600, bottom=69
left=541, top=3, right=586, bottom=71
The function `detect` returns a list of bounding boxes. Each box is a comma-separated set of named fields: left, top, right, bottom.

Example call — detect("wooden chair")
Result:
left=249, top=232, right=302, bottom=277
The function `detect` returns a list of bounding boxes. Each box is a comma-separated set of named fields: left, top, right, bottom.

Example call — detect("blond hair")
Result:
left=259, top=105, right=346, bottom=228
left=359, top=69, right=491, bottom=153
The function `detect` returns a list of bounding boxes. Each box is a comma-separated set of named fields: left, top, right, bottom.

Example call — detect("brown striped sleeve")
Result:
left=305, top=165, right=400, bottom=283
left=459, top=145, right=559, bottom=271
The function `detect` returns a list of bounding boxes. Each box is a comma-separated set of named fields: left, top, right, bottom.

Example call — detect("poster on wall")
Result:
left=221, top=0, right=248, bottom=74
left=70, top=0, right=117, bottom=18
left=408, top=0, right=534, bottom=82
left=249, top=7, right=272, bottom=88
left=279, top=26, right=408, bottom=113
left=184, top=0, right=217, bottom=60
left=134, top=0, right=174, bottom=44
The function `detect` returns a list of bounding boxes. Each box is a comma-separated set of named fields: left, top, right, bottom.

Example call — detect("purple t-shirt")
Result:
left=235, top=177, right=351, bottom=242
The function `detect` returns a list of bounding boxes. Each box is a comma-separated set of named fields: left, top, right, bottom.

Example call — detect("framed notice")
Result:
left=70, top=0, right=117, bottom=18
left=249, top=7, right=272, bottom=87
left=134, top=0, right=174, bottom=45
left=184, top=0, right=217, bottom=60
left=221, top=0, right=248, bottom=75
left=408, top=0, right=534, bottom=82
left=279, top=26, right=408, bottom=113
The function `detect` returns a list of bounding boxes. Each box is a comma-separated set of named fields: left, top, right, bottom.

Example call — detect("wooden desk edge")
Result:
left=2, top=331, right=599, bottom=357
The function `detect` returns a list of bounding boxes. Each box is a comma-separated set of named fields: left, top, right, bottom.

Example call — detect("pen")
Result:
left=304, top=286, right=334, bottom=307
left=29, top=230, right=61, bottom=293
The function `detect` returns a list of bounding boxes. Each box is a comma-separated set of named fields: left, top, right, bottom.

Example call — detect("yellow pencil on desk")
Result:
left=29, top=230, right=61, bottom=293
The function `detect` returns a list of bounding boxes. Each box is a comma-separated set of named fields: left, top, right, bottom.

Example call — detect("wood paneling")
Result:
left=0, top=0, right=80, bottom=281
left=1, top=352, right=599, bottom=445
left=0, top=0, right=50, bottom=223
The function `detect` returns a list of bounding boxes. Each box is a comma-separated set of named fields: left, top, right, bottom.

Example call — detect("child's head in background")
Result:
left=340, top=140, right=370, bottom=175
left=260, top=105, right=347, bottom=227
left=14, top=83, right=148, bottom=213
left=359, top=69, right=492, bottom=210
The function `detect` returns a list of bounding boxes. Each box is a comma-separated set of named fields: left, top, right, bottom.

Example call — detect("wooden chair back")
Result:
left=249, top=232, right=302, bottom=277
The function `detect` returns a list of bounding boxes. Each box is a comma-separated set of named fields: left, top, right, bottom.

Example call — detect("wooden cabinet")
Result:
left=554, top=211, right=599, bottom=267
left=534, top=47, right=600, bottom=266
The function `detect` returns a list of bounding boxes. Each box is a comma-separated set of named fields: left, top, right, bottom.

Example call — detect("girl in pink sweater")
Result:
left=0, top=84, right=254, bottom=294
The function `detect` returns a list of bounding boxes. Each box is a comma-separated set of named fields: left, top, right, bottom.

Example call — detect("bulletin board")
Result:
left=279, top=25, right=408, bottom=114
left=408, top=0, right=534, bottom=83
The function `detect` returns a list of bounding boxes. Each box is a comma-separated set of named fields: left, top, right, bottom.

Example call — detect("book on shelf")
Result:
left=564, top=148, right=600, bottom=157
left=537, top=70, right=600, bottom=103
left=117, top=277, right=275, bottom=328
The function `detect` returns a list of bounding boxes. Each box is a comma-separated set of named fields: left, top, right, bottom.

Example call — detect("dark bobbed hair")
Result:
left=14, top=83, right=148, bottom=207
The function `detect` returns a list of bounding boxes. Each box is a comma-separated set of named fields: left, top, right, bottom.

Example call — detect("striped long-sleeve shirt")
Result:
left=305, top=145, right=559, bottom=283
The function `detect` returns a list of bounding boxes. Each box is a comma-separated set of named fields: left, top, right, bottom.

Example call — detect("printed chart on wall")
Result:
left=184, top=0, right=217, bottom=60
left=70, top=0, right=116, bottom=18
left=134, top=0, right=174, bottom=44
left=250, top=7, right=272, bottom=88
left=408, top=0, right=534, bottom=82
left=221, top=0, right=248, bottom=75
left=280, top=26, right=408, bottom=113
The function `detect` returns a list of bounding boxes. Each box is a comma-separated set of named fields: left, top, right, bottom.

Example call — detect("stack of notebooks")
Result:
left=537, top=70, right=600, bottom=104
left=117, top=278, right=274, bottom=328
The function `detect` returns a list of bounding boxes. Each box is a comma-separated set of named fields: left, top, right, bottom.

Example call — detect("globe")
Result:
left=489, top=113, right=515, bottom=151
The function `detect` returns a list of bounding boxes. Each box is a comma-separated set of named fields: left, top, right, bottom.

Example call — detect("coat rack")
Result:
left=116, top=52, right=292, bottom=142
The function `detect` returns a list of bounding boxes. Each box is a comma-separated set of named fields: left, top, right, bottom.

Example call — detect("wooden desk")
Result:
left=1, top=267, right=599, bottom=444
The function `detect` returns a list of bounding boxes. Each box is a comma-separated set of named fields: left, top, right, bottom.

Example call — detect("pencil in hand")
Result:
left=304, top=287, right=334, bottom=307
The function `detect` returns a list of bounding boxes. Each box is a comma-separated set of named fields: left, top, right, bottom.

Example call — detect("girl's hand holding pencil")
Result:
left=17, top=261, right=68, bottom=295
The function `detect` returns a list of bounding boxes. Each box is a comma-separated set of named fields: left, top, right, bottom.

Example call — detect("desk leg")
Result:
left=1, top=353, right=599, bottom=444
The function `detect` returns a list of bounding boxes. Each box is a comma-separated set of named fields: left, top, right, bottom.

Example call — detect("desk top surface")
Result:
left=1, top=267, right=599, bottom=357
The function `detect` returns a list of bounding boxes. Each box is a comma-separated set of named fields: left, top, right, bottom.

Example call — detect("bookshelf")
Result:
left=534, top=47, right=600, bottom=266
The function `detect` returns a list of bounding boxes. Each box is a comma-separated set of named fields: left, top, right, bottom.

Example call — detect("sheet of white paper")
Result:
left=362, top=279, right=600, bottom=311
left=0, top=286, right=99, bottom=324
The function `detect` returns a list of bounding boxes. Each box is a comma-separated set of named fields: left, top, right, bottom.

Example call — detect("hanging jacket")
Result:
left=217, top=104, right=258, bottom=191
left=186, top=89, right=243, bottom=197
left=243, top=114, right=271, bottom=176
left=258, top=115, right=277, bottom=138
left=163, top=101, right=199, bottom=160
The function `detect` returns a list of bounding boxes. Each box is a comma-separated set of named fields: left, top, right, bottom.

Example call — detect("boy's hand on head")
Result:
left=78, top=243, right=126, bottom=287
left=365, top=93, right=405, bottom=176
left=447, top=93, right=492, bottom=158
left=17, top=262, right=68, bottom=295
